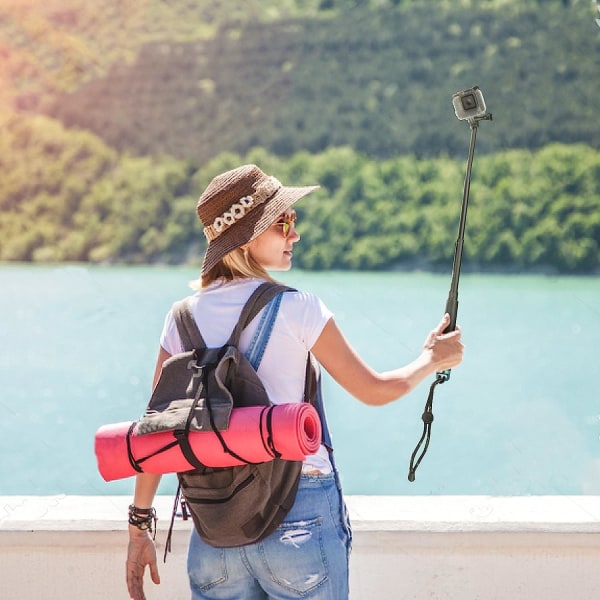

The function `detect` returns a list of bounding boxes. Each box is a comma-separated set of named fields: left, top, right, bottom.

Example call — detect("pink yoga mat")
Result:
left=95, top=403, right=321, bottom=482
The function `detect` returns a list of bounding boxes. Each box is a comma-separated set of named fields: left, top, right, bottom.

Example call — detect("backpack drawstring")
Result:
left=163, top=482, right=187, bottom=563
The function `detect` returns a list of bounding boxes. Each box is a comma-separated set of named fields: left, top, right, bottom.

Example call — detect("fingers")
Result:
left=126, top=535, right=160, bottom=600
left=126, top=560, right=160, bottom=600
left=434, top=313, right=451, bottom=335
left=126, top=560, right=146, bottom=600
left=427, top=315, right=465, bottom=370
left=149, top=561, right=161, bottom=585
left=433, top=313, right=461, bottom=340
left=437, top=326, right=461, bottom=342
left=441, top=335, right=465, bottom=369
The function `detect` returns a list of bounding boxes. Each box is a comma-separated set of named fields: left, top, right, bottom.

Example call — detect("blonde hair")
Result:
left=191, top=247, right=276, bottom=290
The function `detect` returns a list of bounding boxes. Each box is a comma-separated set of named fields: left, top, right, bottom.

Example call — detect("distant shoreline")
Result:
left=1, top=259, right=598, bottom=277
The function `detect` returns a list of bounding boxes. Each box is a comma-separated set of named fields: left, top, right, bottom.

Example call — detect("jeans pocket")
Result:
left=260, top=517, right=328, bottom=596
left=320, top=477, right=352, bottom=549
left=188, top=530, right=228, bottom=593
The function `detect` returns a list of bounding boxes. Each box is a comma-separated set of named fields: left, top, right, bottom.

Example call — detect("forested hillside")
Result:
left=0, top=0, right=598, bottom=272
left=2, top=0, right=599, bottom=161
left=40, top=2, right=600, bottom=160
left=2, top=114, right=598, bottom=273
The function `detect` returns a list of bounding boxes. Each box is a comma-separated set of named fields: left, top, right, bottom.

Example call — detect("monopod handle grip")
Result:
left=437, top=295, right=458, bottom=381
left=444, top=295, right=459, bottom=333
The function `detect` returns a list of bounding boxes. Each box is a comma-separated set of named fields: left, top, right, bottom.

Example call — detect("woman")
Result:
left=126, top=164, right=464, bottom=600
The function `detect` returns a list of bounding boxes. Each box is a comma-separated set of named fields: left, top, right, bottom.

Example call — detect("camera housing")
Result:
left=452, top=86, right=487, bottom=121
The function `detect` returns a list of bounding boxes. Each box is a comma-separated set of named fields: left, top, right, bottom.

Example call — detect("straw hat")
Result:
left=197, top=164, right=319, bottom=275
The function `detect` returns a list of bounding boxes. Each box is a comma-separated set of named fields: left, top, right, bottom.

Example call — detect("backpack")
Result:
left=136, top=282, right=317, bottom=550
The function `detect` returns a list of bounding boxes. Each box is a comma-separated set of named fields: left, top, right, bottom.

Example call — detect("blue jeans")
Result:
left=187, top=472, right=352, bottom=599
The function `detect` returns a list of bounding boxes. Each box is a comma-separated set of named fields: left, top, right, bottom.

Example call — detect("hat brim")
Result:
left=201, top=184, right=319, bottom=276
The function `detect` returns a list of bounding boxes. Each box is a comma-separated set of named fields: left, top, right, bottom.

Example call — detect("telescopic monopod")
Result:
left=408, top=86, right=492, bottom=482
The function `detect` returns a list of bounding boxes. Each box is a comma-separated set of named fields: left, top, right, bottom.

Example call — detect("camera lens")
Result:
left=460, top=93, right=477, bottom=111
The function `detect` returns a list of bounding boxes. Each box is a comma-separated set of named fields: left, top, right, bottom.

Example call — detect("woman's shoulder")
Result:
left=283, top=287, right=320, bottom=304
left=281, top=288, right=333, bottom=320
left=278, top=288, right=332, bottom=348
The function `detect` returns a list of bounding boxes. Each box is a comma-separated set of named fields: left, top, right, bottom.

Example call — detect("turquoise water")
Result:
left=1, top=264, right=599, bottom=496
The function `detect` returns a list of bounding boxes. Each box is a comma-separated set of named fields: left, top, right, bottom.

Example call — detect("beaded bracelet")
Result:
left=128, top=504, right=157, bottom=538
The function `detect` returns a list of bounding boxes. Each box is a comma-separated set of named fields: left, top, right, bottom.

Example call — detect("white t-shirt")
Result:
left=160, top=278, right=334, bottom=473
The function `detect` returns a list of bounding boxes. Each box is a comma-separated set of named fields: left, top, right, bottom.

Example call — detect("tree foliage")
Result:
left=2, top=114, right=598, bottom=273
left=0, top=115, right=198, bottom=263
left=1, top=1, right=598, bottom=160
left=1, top=1, right=597, bottom=273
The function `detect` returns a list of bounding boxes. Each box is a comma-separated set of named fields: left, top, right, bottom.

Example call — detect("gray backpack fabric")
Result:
left=138, top=282, right=317, bottom=549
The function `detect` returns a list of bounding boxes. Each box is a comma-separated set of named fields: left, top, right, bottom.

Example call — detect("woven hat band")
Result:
left=203, top=176, right=282, bottom=241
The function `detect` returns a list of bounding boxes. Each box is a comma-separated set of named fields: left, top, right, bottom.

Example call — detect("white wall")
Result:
left=1, top=495, right=599, bottom=600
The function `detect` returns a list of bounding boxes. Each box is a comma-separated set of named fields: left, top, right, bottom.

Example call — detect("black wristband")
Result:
left=128, top=504, right=155, bottom=516
left=128, top=505, right=157, bottom=538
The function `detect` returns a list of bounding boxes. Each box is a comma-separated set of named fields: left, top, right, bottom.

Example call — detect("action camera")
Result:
left=452, top=86, right=487, bottom=121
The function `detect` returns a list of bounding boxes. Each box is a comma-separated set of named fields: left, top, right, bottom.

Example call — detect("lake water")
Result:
left=1, top=264, right=599, bottom=497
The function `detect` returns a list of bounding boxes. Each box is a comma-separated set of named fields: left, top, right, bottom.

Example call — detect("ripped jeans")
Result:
left=187, top=472, right=352, bottom=600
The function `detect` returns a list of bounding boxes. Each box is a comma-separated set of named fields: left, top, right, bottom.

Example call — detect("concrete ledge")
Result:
left=348, top=494, right=600, bottom=533
left=1, top=496, right=599, bottom=600
left=2, top=494, right=600, bottom=532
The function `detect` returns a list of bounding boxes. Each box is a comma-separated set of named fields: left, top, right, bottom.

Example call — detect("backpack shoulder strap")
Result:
left=172, top=283, right=294, bottom=352
left=245, top=291, right=284, bottom=370
left=172, top=298, right=205, bottom=352
left=226, top=282, right=294, bottom=345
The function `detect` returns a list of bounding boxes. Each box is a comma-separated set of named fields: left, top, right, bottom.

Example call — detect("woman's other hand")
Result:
left=126, top=527, right=160, bottom=600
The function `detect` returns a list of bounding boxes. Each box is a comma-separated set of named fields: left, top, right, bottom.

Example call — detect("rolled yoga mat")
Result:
left=95, top=403, right=322, bottom=481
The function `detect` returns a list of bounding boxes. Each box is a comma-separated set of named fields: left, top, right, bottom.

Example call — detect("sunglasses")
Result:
left=274, top=212, right=297, bottom=238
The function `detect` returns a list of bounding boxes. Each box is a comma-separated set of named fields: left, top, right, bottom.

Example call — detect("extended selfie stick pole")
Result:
left=408, top=90, right=491, bottom=482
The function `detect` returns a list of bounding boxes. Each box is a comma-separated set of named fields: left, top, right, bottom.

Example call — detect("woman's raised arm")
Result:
left=311, top=313, right=464, bottom=406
